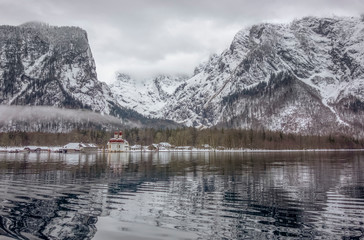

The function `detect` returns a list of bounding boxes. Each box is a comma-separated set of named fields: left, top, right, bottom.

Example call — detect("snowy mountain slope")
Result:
left=0, top=22, right=180, bottom=131
left=109, top=73, right=187, bottom=118
left=156, top=16, right=364, bottom=136
left=0, top=22, right=114, bottom=113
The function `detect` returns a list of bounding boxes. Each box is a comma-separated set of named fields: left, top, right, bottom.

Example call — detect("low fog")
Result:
left=0, top=105, right=140, bottom=132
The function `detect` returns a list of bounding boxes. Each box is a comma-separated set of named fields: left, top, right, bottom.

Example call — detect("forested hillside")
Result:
left=1, top=128, right=363, bottom=149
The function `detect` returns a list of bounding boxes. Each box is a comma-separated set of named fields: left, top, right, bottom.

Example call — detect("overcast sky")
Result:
left=0, top=0, right=363, bottom=83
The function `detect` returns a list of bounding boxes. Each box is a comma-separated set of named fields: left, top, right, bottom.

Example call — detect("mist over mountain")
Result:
left=112, top=16, right=364, bottom=137
left=0, top=105, right=128, bottom=132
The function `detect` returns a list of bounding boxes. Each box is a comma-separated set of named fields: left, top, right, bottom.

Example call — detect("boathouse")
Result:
left=61, top=143, right=98, bottom=153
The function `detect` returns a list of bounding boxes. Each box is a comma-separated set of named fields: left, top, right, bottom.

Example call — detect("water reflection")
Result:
left=0, top=151, right=363, bottom=239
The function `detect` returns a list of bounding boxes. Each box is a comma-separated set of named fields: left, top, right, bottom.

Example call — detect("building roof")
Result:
left=108, top=139, right=125, bottom=143
left=80, top=143, right=97, bottom=148
left=63, top=143, right=81, bottom=150
left=62, top=143, right=97, bottom=149
left=159, top=142, right=171, bottom=147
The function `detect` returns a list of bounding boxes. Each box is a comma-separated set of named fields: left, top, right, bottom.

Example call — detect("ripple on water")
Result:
left=0, top=152, right=364, bottom=239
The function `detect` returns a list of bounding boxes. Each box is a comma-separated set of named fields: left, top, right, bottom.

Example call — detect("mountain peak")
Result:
left=116, top=73, right=132, bottom=82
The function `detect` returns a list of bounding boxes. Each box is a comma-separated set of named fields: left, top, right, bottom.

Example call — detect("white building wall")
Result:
left=108, top=142, right=129, bottom=152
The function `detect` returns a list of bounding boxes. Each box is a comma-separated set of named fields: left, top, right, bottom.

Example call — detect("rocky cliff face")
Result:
left=0, top=22, right=114, bottom=113
left=156, top=16, right=364, bottom=136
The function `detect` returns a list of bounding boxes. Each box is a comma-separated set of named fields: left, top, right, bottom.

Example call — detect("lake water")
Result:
left=0, top=151, right=363, bottom=239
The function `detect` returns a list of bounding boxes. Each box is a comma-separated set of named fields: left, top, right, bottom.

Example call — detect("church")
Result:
left=107, top=131, right=129, bottom=152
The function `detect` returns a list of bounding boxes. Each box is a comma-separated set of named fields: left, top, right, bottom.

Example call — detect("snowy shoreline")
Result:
left=0, top=146, right=364, bottom=154
left=128, top=148, right=364, bottom=153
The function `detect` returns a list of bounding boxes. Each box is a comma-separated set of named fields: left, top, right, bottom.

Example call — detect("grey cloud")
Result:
left=0, top=0, right=363, bottom=82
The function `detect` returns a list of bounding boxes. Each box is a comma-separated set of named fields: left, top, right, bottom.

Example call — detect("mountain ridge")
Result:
left=111, top=16, right=364, bottom=137
left=1, top=17, right=363, bottom=136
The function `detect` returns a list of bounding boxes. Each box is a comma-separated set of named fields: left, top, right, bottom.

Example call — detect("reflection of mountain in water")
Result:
left=0, top=152, right=363, bottom=239
left=0, top=152, right=175, bottom=239
left=0, top=153, right=106, bottom=239
left=340, top=185, right=364, bottom=199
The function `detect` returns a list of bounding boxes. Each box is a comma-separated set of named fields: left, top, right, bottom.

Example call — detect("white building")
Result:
left=61, top=143, right=98, bottom=153
left=79, top=143, right=98, bottom=152
left=107, top=131, right=129, bottom=152
left=61, top=143, right=81, bottom=153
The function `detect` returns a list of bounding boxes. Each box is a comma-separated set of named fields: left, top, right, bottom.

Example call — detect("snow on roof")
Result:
left=63, top=143, right=80, bottom=149
left=63, top=143, right=97, bottom=149
left=130, top=145, right=142, bottom=149
left=159, top=142, right=171, bottom=147
left=80, top=143, right=97, bottom=148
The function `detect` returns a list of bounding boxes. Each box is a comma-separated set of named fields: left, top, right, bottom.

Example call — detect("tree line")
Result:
left=1, top=127, right=363, bottom=150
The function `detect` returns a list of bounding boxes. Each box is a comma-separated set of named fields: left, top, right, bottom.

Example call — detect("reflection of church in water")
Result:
left=107, top=131, right=129, bottom=152
left=107, top=152, right=130, bottom=174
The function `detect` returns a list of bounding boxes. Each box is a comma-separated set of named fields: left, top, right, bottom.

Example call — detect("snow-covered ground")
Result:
left=1, top=146, right=363, bottom=153
left=0, top=146, right=62, bottom=153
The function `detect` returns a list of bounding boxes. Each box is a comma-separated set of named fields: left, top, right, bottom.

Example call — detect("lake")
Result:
left=0, top=151, right=363, bottom=239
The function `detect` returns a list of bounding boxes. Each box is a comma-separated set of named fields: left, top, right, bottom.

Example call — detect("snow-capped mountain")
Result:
left=0, top=22, right=114, bottom=113
left=109, top=73, right=187, bottom=118
left=107, top=16, right=364, bottom=136
left=0, top=22, right=179, bottom=131
left=132, top=16, right=363, bottom=136
left=2, top=18, right=364, bottom=136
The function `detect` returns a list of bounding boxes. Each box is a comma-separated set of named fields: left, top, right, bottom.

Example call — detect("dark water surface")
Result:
left=0, top=151, right=364, bottom=239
